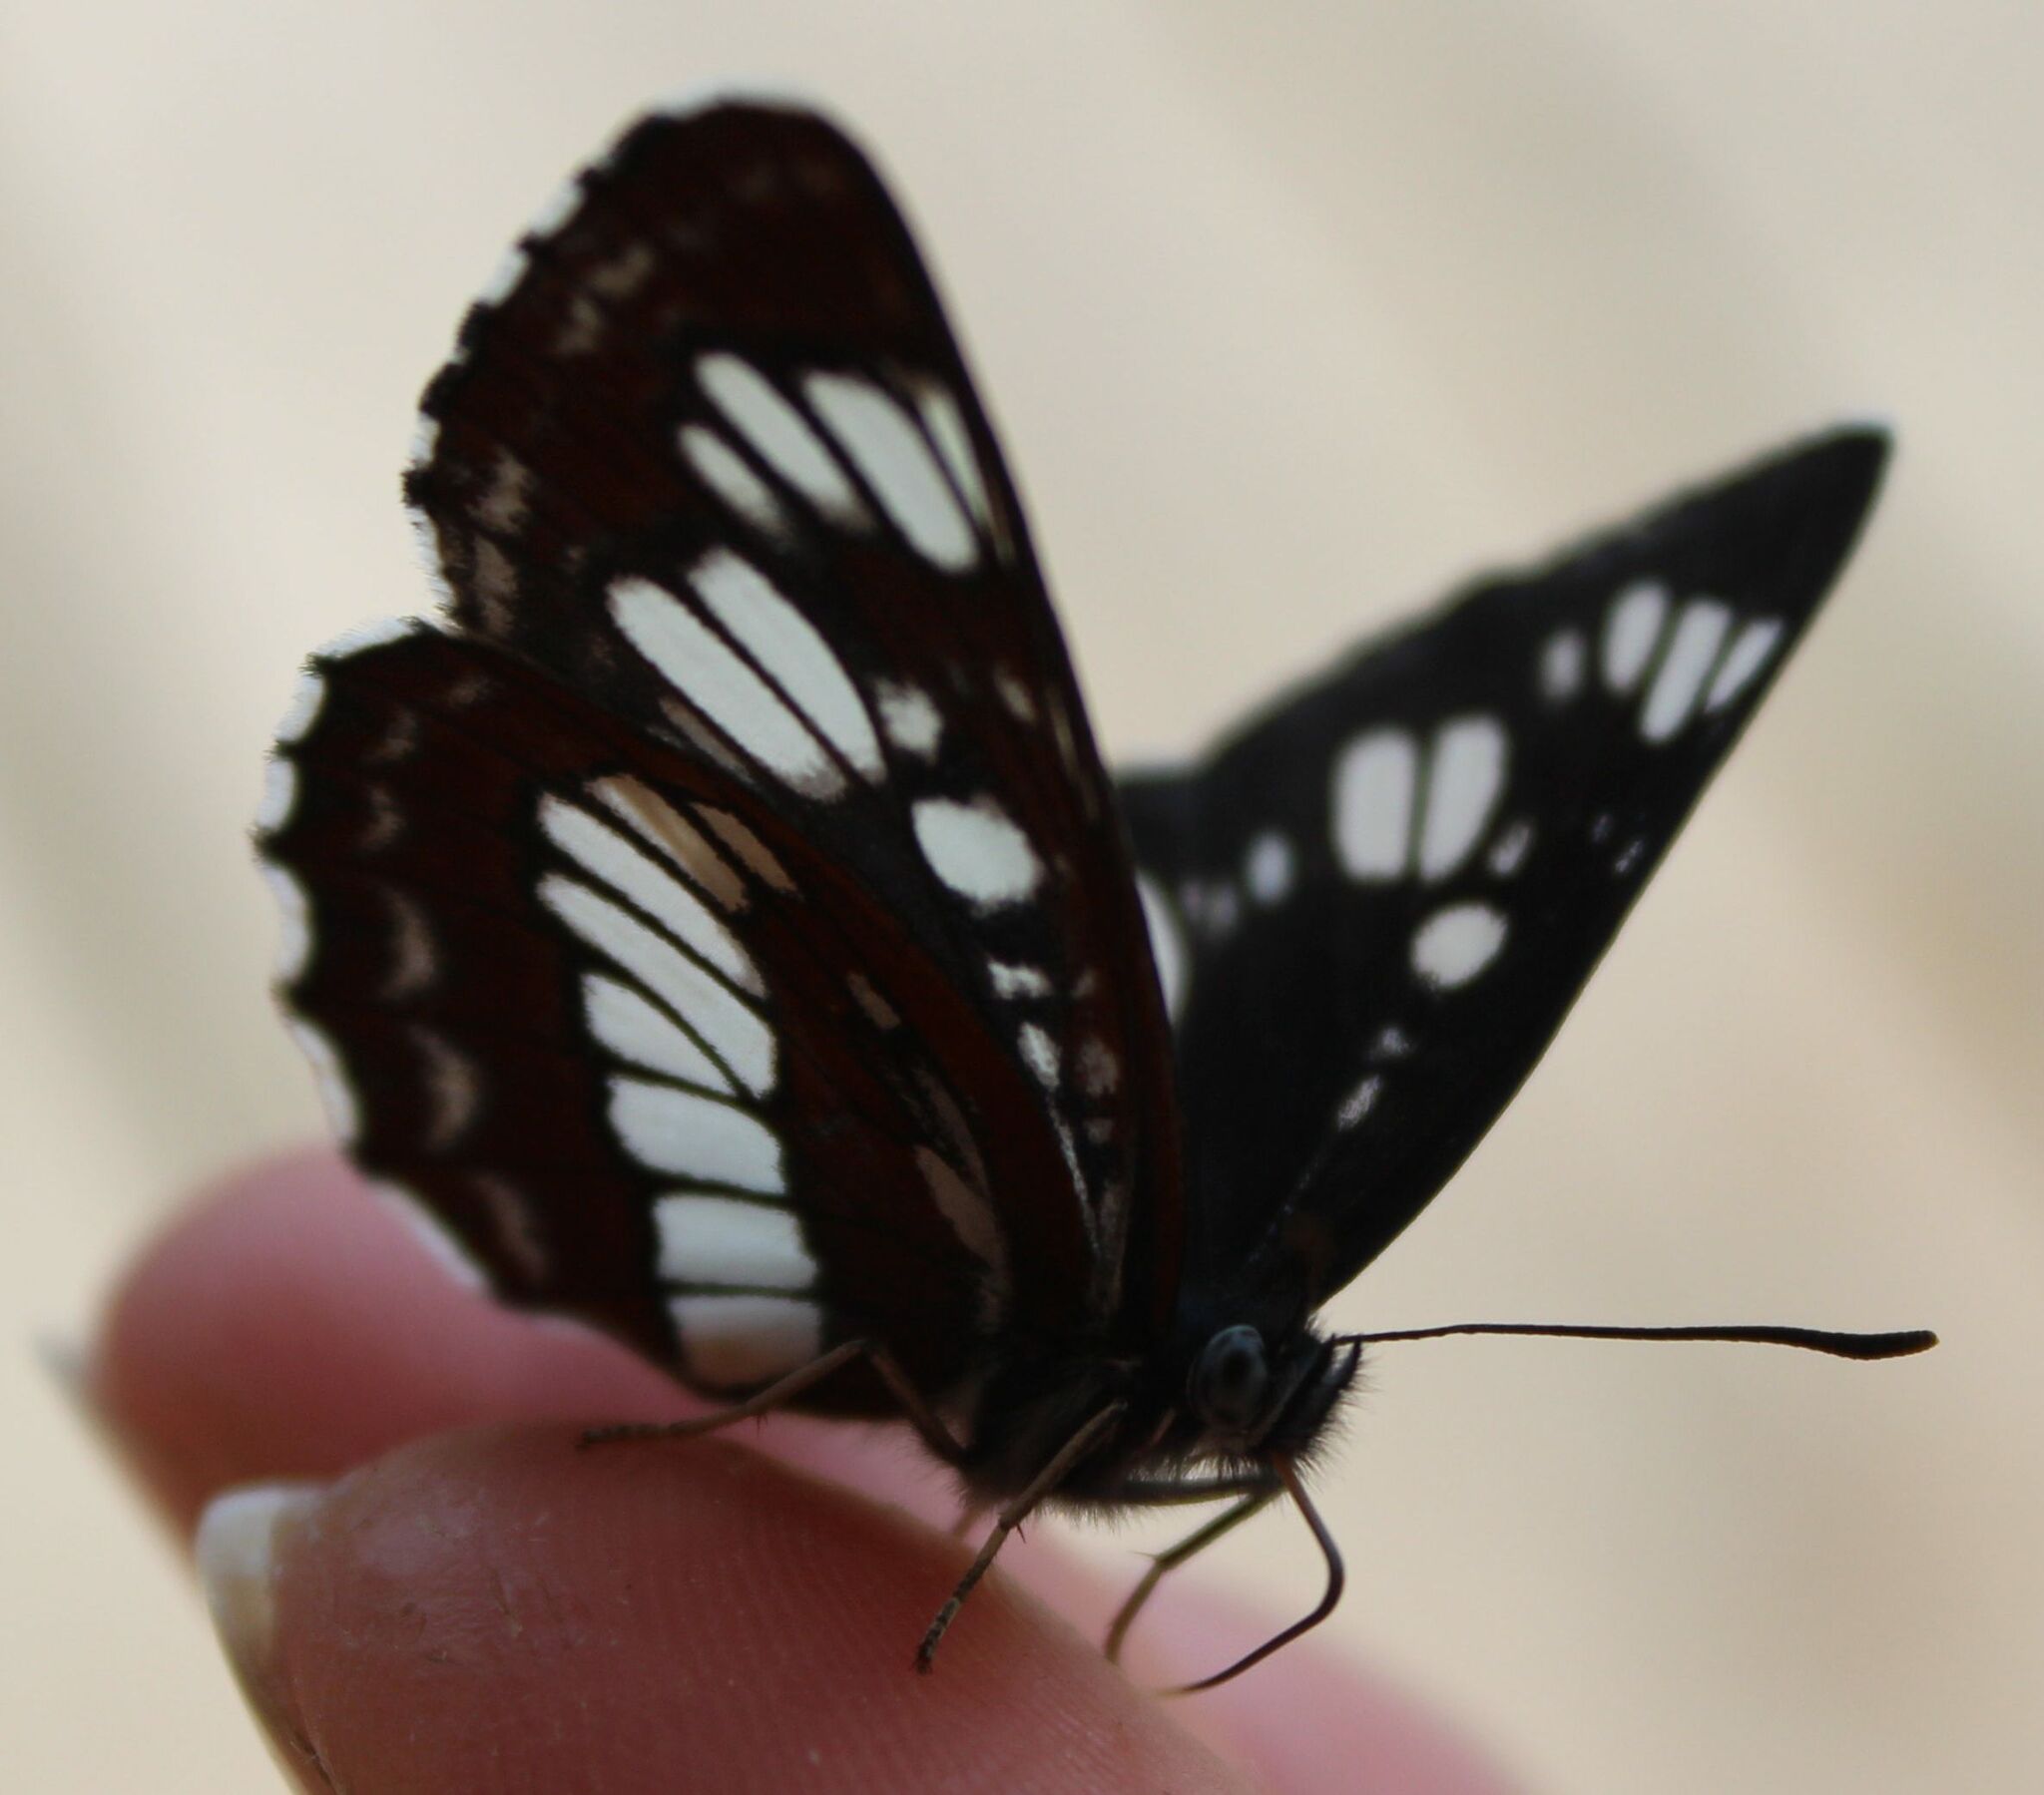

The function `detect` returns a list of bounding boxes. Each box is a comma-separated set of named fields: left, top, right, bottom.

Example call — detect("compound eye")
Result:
left=1191, top=1325, right=1270, bottom=1432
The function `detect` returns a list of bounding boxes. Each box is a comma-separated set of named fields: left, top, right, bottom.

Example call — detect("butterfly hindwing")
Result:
left=259, top=622, right=1136, bottom=1406
left=1119, top=429, right=1889, bottom=1315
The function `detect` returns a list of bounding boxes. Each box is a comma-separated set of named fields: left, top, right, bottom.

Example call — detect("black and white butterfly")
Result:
left=257, top=95, right=1932, bottom=1688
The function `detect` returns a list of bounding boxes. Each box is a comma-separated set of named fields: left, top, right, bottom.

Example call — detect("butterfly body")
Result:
left=942, top=1315, right=1355, bottom=1507
left=260, top=95, right=1928, bottom=1684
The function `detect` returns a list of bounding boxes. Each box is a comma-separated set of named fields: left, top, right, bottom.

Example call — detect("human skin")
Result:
left=88, top=1150, right=1519, bottom=1793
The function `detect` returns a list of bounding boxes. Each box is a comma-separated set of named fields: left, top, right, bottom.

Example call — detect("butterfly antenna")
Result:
left=1163, top=1457, right=1345, bottom=1696
left=1330, top=1321, right=1937, bottom=1359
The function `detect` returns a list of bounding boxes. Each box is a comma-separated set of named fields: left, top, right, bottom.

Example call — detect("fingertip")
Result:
left=96, top=1156, right=1513, bottom=1789
left=207, top=1426, right=1250, bottom=1795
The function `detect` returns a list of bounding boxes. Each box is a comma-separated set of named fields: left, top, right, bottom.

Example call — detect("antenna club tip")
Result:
left=1885, top=1328, right=1939, bottom=1357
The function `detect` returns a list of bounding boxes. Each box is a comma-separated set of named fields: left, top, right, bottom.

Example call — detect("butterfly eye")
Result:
left=1190, top=1324, right=1271, bottom=1432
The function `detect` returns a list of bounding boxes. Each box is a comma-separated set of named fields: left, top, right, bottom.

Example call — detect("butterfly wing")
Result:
left=262, top=97, right=1183, bottom=1408
left=261, top=625, right=1119, bottom=1407
left=1117, top=428, right=1888, bottom=1316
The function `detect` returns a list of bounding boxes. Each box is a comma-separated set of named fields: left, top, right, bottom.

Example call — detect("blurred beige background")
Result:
left=4, top=4, right=2039, bottom=1789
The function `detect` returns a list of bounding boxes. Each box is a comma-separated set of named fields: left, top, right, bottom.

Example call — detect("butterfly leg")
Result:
left=1101, top=1481, right=1282, bottom=1666
left=1164, top=1458, right=1346, bottom=1694
left=1110, top=1470, right=1282, bottom=1507
left=915, top=1401, right=1129, bottom=1674
left=581, top=1338, right=970, bottom=1466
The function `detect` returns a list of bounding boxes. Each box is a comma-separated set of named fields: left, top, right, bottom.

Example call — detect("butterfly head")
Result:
left=1183, top=1323, right=1361, bottom=1464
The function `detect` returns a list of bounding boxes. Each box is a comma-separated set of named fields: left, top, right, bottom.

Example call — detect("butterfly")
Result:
left=256, top=94, right=1934, bottom=1690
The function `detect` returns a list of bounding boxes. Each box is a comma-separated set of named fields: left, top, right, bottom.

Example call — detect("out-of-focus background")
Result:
left=4, top=4, right=2038, bottom=1789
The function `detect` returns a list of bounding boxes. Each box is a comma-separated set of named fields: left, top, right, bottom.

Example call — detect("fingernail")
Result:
left=197, top=1483, right=329, bottom=1784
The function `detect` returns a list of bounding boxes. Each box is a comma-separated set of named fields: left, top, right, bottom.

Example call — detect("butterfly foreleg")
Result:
left=915, top=1400, right=1129, bottom=1674
left=581, top=1337, right=971, bottom=1466
left=1102, top=1481, right=1283, bottom=1666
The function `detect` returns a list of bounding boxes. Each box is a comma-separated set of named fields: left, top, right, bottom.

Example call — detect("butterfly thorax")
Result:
left=956, top=1321, right=1359, bottom=1505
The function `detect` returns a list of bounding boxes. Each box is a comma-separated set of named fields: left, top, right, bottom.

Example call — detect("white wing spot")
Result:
left=875, top=679, right=944, bottom=759
left=474, top=1174, right=549, bottom=1283
left=1045, top=692, right=1087, bottom=789
left=692, top=549, right=883, bottom=780
left=1410, top=902, right=1508, bottom=990
left=912, top=796, right=1043, bottom=910
left=262, top=863, right=313, bottom=982
left=1244, top=832, right=1295, bottom=905
left=470, top=538, right=519, bottom=634
left=1018, top=1023, right=1060, bottom=1090
left=379, top=888, right=438, bottom=1001
left=804, top=371, right=978, bottom=572
left=699, top=808, right=795, bottom=895
left=1336, top=1074, right=1383, bottom=1128
left=473, top=449, right=532, bottom=534
left=1418, top=715, right=1508, bottom=881
left=846, top=971, right=899, bottom=1031
left=289, top=1020, right=359, bottom=1142
left=609, top=1077, right=784, bottom=1194
left=910, top=378, right=995, bottom=534
left=474, top=243, right=529, bottom=308
left=697, top=353, right=866, bottom=527
left=1704, top=617, right=1787, bottom=713
left=410, top=1025, right=480, bottom=1150
left=316, top=616, right=420, bottom=662
left=1371, top=1024, right=1413, bottom=1062
left=655, top=1194, right=813, bottom=1291
left=916, top=1148, right=1010, bottom=1326
left=1641, top=599, right=1733, bottom=741
left=1540, top=630, right=1586, bottom=702
left=1487, top=817, right=1535, bottom=877
left=1137, top=873, right=1188, bottom=1022
left=540, top=874, right=774, bottom=1098
left=256, top=758, right=297, bottom=832
left=583, top=972, right=734, bottom=1095
left=994, top=669, right=1038, bottom=723
left=1333, top=728, right=1418, bottom=881
left=670, top=1293, right=822, bottom=1389
left=362, top=707, right=421, bottom=769
left=1602, top=580, right=1670, bottom=693
left=681, top=424, right=789, bottom=537
left=358, top=785, right=403, bottom=853
left=592, top=777, right=747, bottom=914
left=274, top=670, right=327, bottom=743
left=1077, top=1037, right=1121, bottom=1098
left=658, top=698, right=754, bottom=782
left=1614, top=837, right=1648, bottom=877
left=408, top=410, right=440, bottom=471
left=610, top=576, right=844, bottom=798
left=989, top=961, right=1053, bottom=1001
left=542, top=793, right=761, bottom=994
left=525, top=172, right=585, bottom=238
left=588, top=240, right=655, bottom=299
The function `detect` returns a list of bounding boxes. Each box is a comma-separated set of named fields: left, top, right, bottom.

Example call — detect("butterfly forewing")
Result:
left=1119, top=429, right=1888, bottom=1315
left=398, top=98, right=1181, bottom=1338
